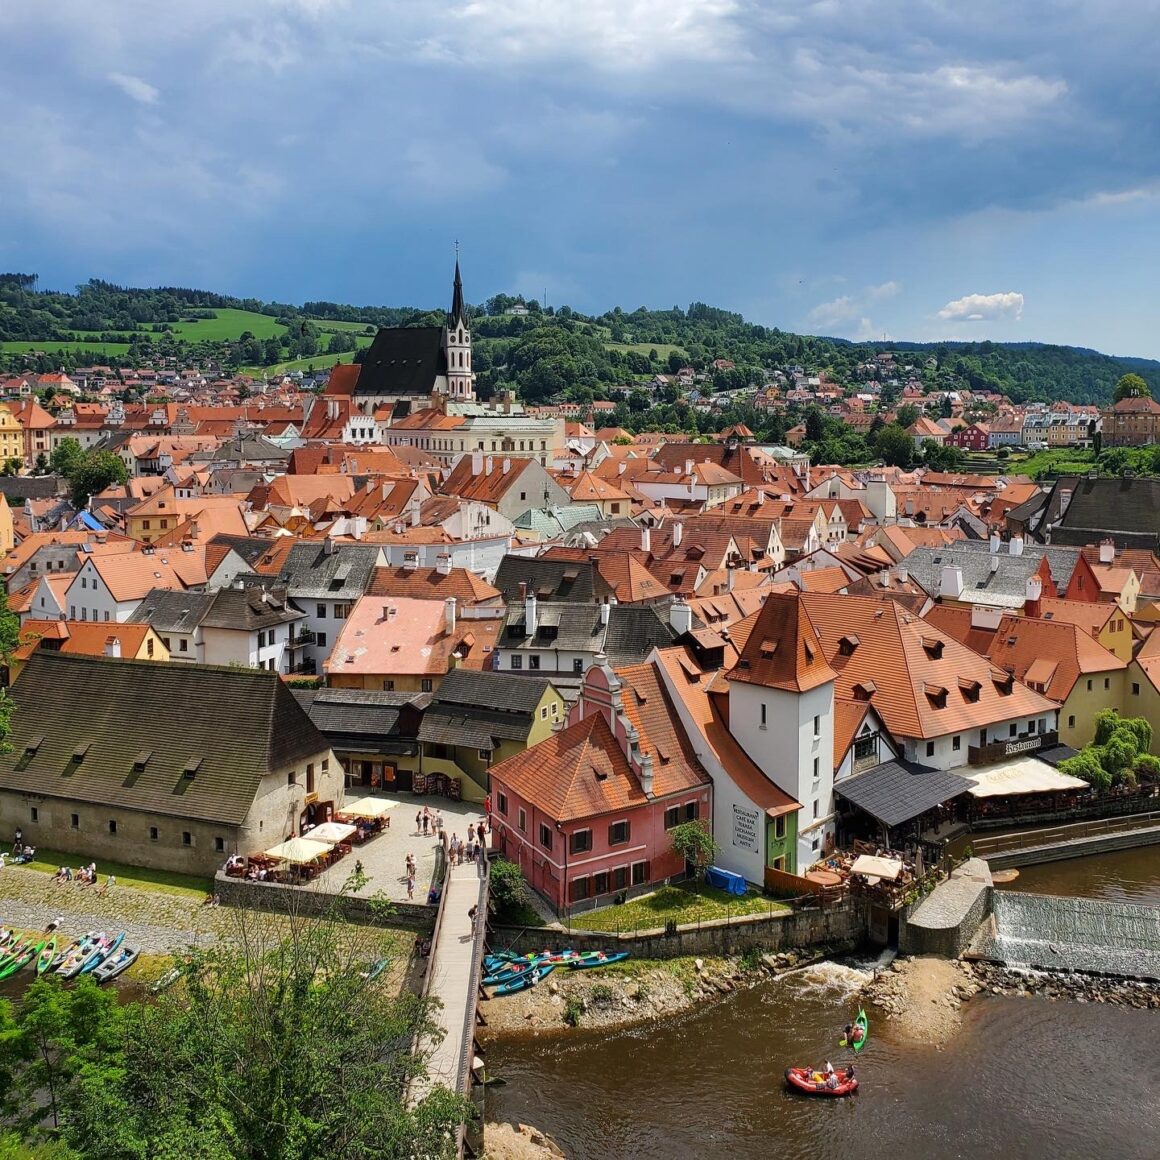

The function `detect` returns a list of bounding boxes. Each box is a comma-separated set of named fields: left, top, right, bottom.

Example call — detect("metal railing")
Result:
left=971, top=809, right=1160, bottom=857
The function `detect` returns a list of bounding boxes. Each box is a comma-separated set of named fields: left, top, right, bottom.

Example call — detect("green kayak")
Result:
left=840, top=1007, right=869, bottom=1052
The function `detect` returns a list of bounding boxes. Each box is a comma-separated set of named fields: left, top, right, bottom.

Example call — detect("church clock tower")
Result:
left=444, top=258, right=475, bottom=401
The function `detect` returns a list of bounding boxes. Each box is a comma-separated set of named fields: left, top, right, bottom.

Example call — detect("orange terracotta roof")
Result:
left=1038, top=598, right=1116, bottom=637
left=797, top=566, right=851, bottom=594
left=367, top=566, right=501, bottom=605
left=833, top=697, right=871, bottom=772
left=56, top=622, right=154, bottom=657
left=729, top=591, right=836, bottom=693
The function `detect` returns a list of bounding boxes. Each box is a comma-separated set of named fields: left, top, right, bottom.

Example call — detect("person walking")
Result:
left=467, top=823, right=476, bottom=847
left=406, top=873, right=415, bottom=901
left=415, top=810, right=422, bottom=835
left=435, top=810, right=444, bottom=837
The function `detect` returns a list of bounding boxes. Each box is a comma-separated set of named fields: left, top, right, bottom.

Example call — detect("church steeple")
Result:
left=449, top=257, right=466, bottom=328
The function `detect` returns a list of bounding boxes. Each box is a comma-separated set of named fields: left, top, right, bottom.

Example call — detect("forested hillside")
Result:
left=2, top=274, right=1157, bottom=407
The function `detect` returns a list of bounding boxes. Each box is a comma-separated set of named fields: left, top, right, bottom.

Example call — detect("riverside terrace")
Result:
left=222, top=792, right=484, bottom=904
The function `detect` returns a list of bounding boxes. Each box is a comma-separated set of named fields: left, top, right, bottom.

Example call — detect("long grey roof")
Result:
left=1041, top=476, right=1160, bottom=549
left=499, top=602, right=677, bottom=665
left=293, top=687, right=424, bottom=751
left=428, top=668, right=553, bottom=715
left=835, top=759, right=974, bottom=828
left=278, top=542, right=381, bottom=600
left=904, top=540, right=1081, bottom=603
left=128, top=586, right=303, bottom=632
left=493, top=555, right=612, bottom=603
left=0, top=653, right=327, bottom=826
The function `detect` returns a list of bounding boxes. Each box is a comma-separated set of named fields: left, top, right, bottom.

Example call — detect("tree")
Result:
left=669, top=820, right=719, bottom=874
left=67, top=450, right=129, bottom=507
left=804, top=409, right=824, bottom=443
left=1113, top=373, right=1151, bottom=402
left=874, top=424, right=914, bottom=468
left=49, top=438, right=84, bottom=478
left=488, top=858, right=531, bottom=922
left=895, top=403, right=921, bottom=429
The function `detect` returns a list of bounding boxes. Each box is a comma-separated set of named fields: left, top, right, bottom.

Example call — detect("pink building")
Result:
left=488, top=660, right=712, bottom=913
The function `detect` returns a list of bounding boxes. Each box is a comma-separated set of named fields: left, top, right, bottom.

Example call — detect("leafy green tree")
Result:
left=895, top=403, right=921, bottom=428
left=804, top=409, right=824, bottom=443
left=67, top=451, right=128, bottom=507
left=874, top=424, right=913, bottom=468
left=49, top=438, right=84, bottom=478
left=669, top=820, right=719, bottom=874
left=1113, top=373, right=1151, bottom=402
left=489, top=858, right=531, bottom=922
left=1058, top=748, right=1110, bottom=790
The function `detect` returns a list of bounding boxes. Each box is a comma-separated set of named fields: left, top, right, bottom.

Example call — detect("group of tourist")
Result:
left=51, top=861, right=112, bottom=891
left=415, top=806, right=444, bottom=837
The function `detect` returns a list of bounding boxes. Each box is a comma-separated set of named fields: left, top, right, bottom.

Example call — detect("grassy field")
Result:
left=164, top=307, right=287, bottom=342
left=0, top=340, right=133, bottom=357
left=567, top=882, right=787, bottom=933
left=240, top=345, right=371, bottom=378
left=19, top=850, right=212, bottom=899
left=604, top=341, right=687, bottom=361
left=1005, top=448, right=1097, bottom=477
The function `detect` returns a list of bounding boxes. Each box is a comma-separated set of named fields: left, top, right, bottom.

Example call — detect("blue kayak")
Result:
left=493, top=964, right=553, bottom=996
left=567, top=951, right=629, bottom=971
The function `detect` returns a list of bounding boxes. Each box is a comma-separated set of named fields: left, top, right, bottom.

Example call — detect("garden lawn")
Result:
left=567, top=882, right=787, bottom=933
left=16, top=849, right=212, bottom=899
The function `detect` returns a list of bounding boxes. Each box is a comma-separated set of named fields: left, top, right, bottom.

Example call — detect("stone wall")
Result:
left=899, top=858, right=993, bottom=959
left=492, top=898, right=862, bottom=960
left=984, top=825, right=1160, bottom=870
left=214, top=872, right=436, bottom=932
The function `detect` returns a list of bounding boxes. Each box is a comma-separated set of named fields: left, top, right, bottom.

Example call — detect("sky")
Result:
left=2, top=1, right=1159, bottom=356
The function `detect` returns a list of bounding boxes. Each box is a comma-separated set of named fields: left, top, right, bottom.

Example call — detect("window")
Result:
left=572, top=658, right=583, bottom=674
left=162, top=637, right=171, bottom=649
left=812, top=836, right=820, bottom=852
left=570, top=876, right=591, bottom=902
left=538, top=823, right=553, bottom=851
left=108, top=820, right=117, bottom=835
left=421, top=678, right=433, bottom=693
left=608, top=820, right=630, bottom=845
left=1104, top=677, right=1111, bottom=690
left=81, top=607, right=87, bottom=620
left=1087, top=679, right=1093, bottom=691
left=926, top=741, right=935, bottom=757
left=510, top=655, right=523, bottom=670
left=182, top=831, right=192, bottom=847
left=478, top=748, right=490, bottom=761
left=664, top=806, right=680, bottom=830
left=70, top=606, right=75, bottom=619
left=147, top=638, right=154, bottom=657
left=179, top=638, right=188, bottom=653
left=529, top=655, right=541, bottom=670
left=551, top=702, right=559, bottom=716
left=29, top=807, right=38, bottom=823
left=1068, top=715, right=1076, bottom=729
left=316, top=603, right=326, bottom=619
left=333, top=603, right=351, bottom=620
left=812, top=756, right=820, bottom=779
left=540, top=706, right=548, bottom=719
left=497, top=792, right=508, bottom=816
left=774, top=814, right=786, bottom=839
left=760, top=703, right=767, bottom=728
left=214, top=837, right=225, bottom=853
left=149, top=826, right=159, bottom=841
left=518, top=808, right=527, bottom=833
left=306, top=762, right=316, bottom=793
left=383, top=679, right=394, bottom=691
left=684, top=801, right=699, bottom=821
left=257, top=630, right=267, bottom=649
left=952, top=735, right=961, bottom=751
left=288, top=769, right=298, bottom=786
left=1133, top=683, right=1140, bottom=696
left=813, top=799, right=819, bottom=818
left=594, top=871, right=609, bottom=895
left=316, top=632, right=326, bottom=647
left=813, top=715, right=821, bottom=738
left=70, top=813, right=79, bottom=829
left=570, top=829, right=592, bottom=854
left=1009, top=723, right=1018, bottom=737
left=613, top=867, right=628, bottom=891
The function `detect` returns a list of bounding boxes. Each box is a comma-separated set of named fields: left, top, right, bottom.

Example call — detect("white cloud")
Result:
left=937, top=291, right=1024, bottom=322
left=807, top=281, right=900, bottom=330
left=107, top=72, right=159, bottom=104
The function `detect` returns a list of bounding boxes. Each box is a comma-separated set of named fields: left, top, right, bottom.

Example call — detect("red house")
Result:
left=945, top=422, right=990, bottom=451
left=488, top=660, right=712, bottom=913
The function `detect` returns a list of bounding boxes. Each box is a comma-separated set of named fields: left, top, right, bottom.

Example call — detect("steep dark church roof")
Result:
left=352, top=326, right=446, bottom=399
left=449, top=258, right=467, bottom=329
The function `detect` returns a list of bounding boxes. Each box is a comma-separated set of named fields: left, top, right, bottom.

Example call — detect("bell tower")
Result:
left=445, top=253, right=474, bottom=401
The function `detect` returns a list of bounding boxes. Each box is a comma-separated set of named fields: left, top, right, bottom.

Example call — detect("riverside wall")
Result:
left=491, top=898, right=862, bottom=960
left=898, top=858, right=993, bottom=959
left=983, top=825, right=1160, bottom=870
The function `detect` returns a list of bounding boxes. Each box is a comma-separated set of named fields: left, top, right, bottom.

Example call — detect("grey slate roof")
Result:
left=493, top=555, right=612, bottom=603
left=905, top=540, right=1082, bottom=604
left=1037, top=476, right=1160, bottom=550
left=209, top=534, right=282, bottom=567
left=418, top=670, right=553, bottom=751
left=499, top=602, right=678, bottom=666
left=835, top=759, right=975, bottom=827
left=293, top=687, right=422, bottom=755
left=127, top=590, right=216, bottom=633
left=513, top=504, right=604, bottom=538
left=128, top=586, right=303, bottom=633
left=353, top=326, right=447, bottom=398
left=278, top=542, right=381, bottom=600
left=0, top=653, right=327, bottom=825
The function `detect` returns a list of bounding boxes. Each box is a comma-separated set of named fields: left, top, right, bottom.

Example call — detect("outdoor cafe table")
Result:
left=343, top=797, right=397, bottom=819
left=304, top=821, right=357, bottom=844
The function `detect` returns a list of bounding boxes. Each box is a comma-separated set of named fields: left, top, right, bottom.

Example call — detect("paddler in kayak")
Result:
left=843, top=1019, right=865, bottom=1048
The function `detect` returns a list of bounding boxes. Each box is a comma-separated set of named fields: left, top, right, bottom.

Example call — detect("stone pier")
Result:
left=899, top=857, right=993, bottom=958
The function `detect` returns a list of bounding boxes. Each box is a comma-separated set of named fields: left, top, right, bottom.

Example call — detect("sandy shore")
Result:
left=861, top=955, right=980, bottom=1046
left=484, top=1121, right=565, bottom=1159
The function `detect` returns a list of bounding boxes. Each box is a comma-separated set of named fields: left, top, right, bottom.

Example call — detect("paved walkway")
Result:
left=409, top=858, right=487, bottom=1105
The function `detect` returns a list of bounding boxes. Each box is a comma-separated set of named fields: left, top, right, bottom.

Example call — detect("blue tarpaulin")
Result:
left=704, top=866, right=747, bottom=896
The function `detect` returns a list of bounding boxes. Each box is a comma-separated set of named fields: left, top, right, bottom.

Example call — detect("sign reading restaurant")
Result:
left=1004, top=735, right=1044, bottom=757
left=732, top=803, right=760, bottom=852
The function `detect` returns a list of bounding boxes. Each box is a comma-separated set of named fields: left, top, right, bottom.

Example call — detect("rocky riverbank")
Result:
left=484, top=1121, right=565, bottom=1159
left=479, top=946, right=839, bottom=1038
left=861, top=955, right=979, bottom=1045
left=967, top=961, right=1160, bottom=1009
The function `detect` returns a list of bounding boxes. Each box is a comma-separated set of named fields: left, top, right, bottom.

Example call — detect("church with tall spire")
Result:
left=444, top=258, right=474, bottom=402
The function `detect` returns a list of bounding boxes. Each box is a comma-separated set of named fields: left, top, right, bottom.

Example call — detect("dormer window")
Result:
left=958, top=678, right=981, bottom=703
left=853, top=680, right=876, bottom=701
left=924, top=682, right=948, bottom=709
left=839, top=633, right=860, bottom=656
left=759, top=639, right=778, bottom=659
left=921, top=635, right=944, bottom=660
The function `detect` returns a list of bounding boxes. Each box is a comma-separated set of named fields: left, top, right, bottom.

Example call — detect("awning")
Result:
left=850, top=854, right=904, bottom=881
left=343, top=797, right=397, bottom=818
left=836, top=759, right=975, bottom=828
left=964, top=756, right=1088, bottom=798
left=303, top=821, right=357, bottom=844
left=265, top=837, right=333, bottom=863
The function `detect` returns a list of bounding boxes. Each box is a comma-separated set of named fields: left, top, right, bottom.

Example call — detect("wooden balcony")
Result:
left=967, top=730, right=1057, bottom=767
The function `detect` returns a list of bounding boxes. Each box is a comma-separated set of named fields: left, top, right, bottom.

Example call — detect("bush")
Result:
left=590, top=983, right=614, bottom=1005
left=1134, top=754, right=1160, bottom=782
left=562, top=997, right=583, bottom=1027
left=488, top=858, right=530, bottom=922
left=1058, top=748, right=1110, bottom=789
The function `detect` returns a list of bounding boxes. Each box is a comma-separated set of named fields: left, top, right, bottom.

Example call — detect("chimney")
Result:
left=409, top=495, right=421, bottom=527
left=525, top=592, right=538, bottom=636
left=669, top=599, right=693, bottom=636
left=502, top=457, right=511, bottom=474
left=1099, top=538, right=1115, bottom=564
left=1025, top=576, right=1043, bottom=618
left=618, top=460, right=627, bottom=476
left=940, top=563, right=964, bottom=600
left=104, top=636, right=121, bottom=658
left=600, top=600, right=611, bottom=625
left=989, top=532, right=1001, bottom=554
left=641, top=526, right=651, bottom=553
left=444, top=597, right=457, bottom=635
left=518, top=580, right=527, bottom=601
left=990, top=555, right=1000, bottom=574
left=727, top=568, right=735, bottom=594
left=471, top=450, right=484, bottom=476
left=897, top=565, right=908, bottom=584
left=672, top=522, right=683, bottom=547
left=436, top=553, right=452, bottom=576
left=1009, top=535, right=1025, bottom=557
left=685, top=459, right=695, bottom=477
left=757, top=489, right=765, bottom=504
left=639, top=751, right=654, bottom=798
left=485, top=455, right=494, bottom=474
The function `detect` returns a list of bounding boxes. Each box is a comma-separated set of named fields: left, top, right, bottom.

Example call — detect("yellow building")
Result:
left=0, top=494, right=13, bottom=556
left=1039, top=598, right=1134, bottom=663
left=0, top=405, right=24, bottom=471
left=10, top=620, right=170, bottom=683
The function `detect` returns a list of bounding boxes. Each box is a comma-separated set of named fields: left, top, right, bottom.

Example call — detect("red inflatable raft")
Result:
left=784, top=1067, right=858, bottom=1097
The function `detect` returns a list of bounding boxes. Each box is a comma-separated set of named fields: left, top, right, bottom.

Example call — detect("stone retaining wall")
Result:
left=214, top=873, right=436, bottom=931
left=899, top=858, right=993, bottom=958
left=983, top=825, right=1160, bottom=870
left=492, top=899, right=862, bottom=960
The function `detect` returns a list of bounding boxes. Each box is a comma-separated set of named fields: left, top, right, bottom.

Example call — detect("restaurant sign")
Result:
left=732, top=803, right=760, bottom=853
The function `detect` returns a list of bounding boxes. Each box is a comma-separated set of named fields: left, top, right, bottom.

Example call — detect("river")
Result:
left=488, top=850, right=1160, bottom=1160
